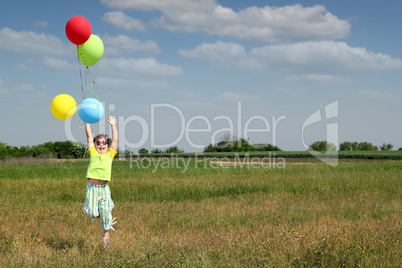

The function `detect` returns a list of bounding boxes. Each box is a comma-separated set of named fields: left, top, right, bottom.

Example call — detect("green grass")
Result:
left=0, top=159, right=401, bottom=267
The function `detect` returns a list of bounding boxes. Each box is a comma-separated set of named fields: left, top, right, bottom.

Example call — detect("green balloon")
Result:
left=77, top=34, right=104, bottom=67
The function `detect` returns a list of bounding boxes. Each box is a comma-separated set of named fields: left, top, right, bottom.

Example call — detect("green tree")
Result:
left=17, top=146, right=31, bottom=157
left=203, top=144, right=216, bottom=152
left=380, top=143, right=393, bottom=151
left=203, top=139, right=282, bottom=153
left=151, top=148, right=163, bottom=154
left=340, top=141, right=360, bottom=151
left=340, top=141, right=376, bottom=151
left=309, top=141, right=337, bottom=151
left=253, top=144, right=282, bottom=151
left=138, top=148, right=149, bottom=155
left=339, top=141, right=352, bottom=151
left=164, top=146, right=184, bottom=154
left=0, top=143, right=12, bottom=159
left=52, top=141, right=85, bottom=159
left=214, top=141, right=227, bottom=152
left=1, top=141, right=85, bottom=159
left=238, top=138, right=253, bottom=152
left=357, top=141, right=376, bottom=151
left=31, top=144, right=52, bottom=157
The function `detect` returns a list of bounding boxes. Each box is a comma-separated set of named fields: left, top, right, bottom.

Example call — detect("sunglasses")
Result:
left=96, top=140, right=108, bottom=146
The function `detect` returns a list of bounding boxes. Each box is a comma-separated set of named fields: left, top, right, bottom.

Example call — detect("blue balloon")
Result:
left=78, top=98, right=104, bottom=124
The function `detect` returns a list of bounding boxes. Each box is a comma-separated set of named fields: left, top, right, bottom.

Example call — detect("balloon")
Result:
left=77, top=35, right=104, bottom=67
left=78, top=98, right=104, bottom=124
left=65, top=16, right=92, bottom=45
left=50, top=94, right=77, bottom=120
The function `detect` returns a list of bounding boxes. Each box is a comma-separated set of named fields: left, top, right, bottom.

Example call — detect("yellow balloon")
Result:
left=50, top=94, right=77, bottom=120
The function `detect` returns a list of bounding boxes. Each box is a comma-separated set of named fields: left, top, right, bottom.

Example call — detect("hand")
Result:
left=107, top=116, right=116, bottom=127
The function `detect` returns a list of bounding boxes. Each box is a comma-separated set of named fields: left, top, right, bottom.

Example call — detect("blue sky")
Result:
left=0, top=0, right=401, bottom=152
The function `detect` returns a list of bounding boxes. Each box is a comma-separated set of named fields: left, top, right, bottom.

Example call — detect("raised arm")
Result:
left=85, top=123, right=94, bottom=149
left=107, top=116, right=118, bottom=152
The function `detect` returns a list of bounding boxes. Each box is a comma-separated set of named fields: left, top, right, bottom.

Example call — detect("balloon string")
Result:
left=84, top=66, right=87, bottom=99
left=86, top=67, right=100, bottom=101
left=77, top=52, right=85, bottom=127
left=77, top=52, right=84, bottom=99
left=86, top=66, right=96, bottom=85
left=78, top=52, right=100, bottom=101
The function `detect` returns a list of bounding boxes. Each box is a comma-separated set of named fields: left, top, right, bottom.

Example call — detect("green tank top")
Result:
left=86, top=145, right=117, bottom=182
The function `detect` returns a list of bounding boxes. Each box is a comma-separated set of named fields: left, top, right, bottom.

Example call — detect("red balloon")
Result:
left=65, top=16, right=92, bottom=45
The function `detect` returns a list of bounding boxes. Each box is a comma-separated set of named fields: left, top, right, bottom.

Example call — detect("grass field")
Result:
left=0, top=158, right=400, bottom=267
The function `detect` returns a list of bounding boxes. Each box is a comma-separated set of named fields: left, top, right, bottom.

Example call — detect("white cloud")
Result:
left=98, top=57, right=184, bottom=77
left=41, top=56, right=76, bottom=70
left=0, top=83, right=47, bottom=99
left=34, top=21, right=48, bottom=27
left=358, top=90, right=398, bottom=100
left=178, top=41, right=245, bottom=68
left=102, top=34, right=160, bottom=55
left=0, top=28, right=70, bottom=55
left=219, top=92, right=261, bottom=103
left=102, top=1, right=350, bottom=43
left=13, top=84, right=35, bottom=94
left=102, top=11, right=146, bottom=31
left=101, top=0, right=216, bottom=12
left=97, top=76, right=171, bottom=92
left=250, top=41, right=402, bottom=73
left=180, top=41, right=402, bottom=74
left=13, top=64, right=29, bottom=70
left=284, top=74, right=351, bottom=85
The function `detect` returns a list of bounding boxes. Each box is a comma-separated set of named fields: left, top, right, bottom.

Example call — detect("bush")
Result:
left=309, top=141, right=337, bottom=151
left=357, top=141, right=376, bottom=151
left=339, top=141, right=377, bottom=151
left=253, top=144, right=282, bottom=151
left=204, top=144, right=216, bottom=152
left=0, top=141, right=85, bottom=159
left=0, top=143, right=12, bottom=159
left=203, top=138, right=282, bottom=153
left=151, top=148, right=163, bottom=154
left=380, top=143, right=393, bottom=151
left=53, top=141, right=86, bottom=159
left=138, top=148, right=149, bottom=155
left=164, top=146, right=184, bottom=154
left=339, top=142, right=358, bottom=151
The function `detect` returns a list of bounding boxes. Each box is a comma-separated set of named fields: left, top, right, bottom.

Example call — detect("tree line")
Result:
left=0, top=141, right=86, bottom=159
left=202, top=138, right=399, bottom=153
left=1, top=139, right=400, bottom=160
left=309, top=141, right=398, bottom=151
left=203, top=138, right=282, bottom=153
left=138, top=146, right=185, bottom=155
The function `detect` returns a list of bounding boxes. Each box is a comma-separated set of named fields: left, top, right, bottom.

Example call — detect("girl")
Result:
left=82, top=115, right=118, bottom=248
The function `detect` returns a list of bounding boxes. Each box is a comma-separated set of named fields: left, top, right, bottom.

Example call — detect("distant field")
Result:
left=0, top=158, right=400, bottom=267
left=131, top=150, right=402, bottom=160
